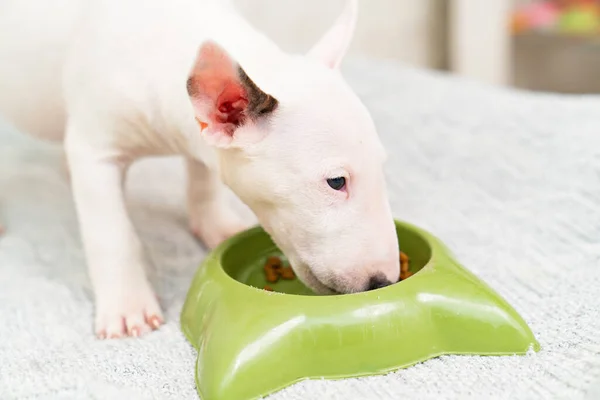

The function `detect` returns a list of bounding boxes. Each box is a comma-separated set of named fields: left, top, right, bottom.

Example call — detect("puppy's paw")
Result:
left=190, top=204, right=249, bottom=249
left=95, top=281, right=164, bottom=339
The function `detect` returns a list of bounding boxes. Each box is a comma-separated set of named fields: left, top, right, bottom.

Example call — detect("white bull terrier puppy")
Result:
left=0, top=0, right=400, bottom=338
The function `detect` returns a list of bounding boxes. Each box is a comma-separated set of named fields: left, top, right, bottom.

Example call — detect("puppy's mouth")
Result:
left=293, top=261, right=343, bottom=295
left=262, top=231, right=343, bottom=294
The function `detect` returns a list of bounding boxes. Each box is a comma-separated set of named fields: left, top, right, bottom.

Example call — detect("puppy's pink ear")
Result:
left=307, top=0, right=358, bottom=69
left=187, top=41, right=278, bottom=148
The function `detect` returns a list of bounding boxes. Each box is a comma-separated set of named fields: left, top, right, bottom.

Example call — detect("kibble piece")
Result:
left=399, top=251, right=409, bottom=264
left=265, top=256, right=283, bottom=270
left=263, top=255, right=297, bottom=285
left=264, top=286, right=274, bottom=291
left=400, top=270, right=413, bottom=280
left=280, top=266, right=296, bottom=280
left=263, top=264, right=279, bottom=281
left=264, top=255, right=283, bottom=282
left=399, top=251, right=412, bottom=280
left=265, top=269, right=279, bottom=283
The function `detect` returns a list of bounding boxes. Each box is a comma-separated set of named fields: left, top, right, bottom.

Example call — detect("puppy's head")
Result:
left=186, top=0, right=399, bottom=294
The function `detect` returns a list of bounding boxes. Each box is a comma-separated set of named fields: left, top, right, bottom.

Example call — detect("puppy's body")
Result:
left=0, top=0, right=401, bottom=338
left=1, top=0, right=279, bottom=337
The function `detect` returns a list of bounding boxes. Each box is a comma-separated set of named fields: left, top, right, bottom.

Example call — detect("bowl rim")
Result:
left=202, top=219, right=446, bottom=299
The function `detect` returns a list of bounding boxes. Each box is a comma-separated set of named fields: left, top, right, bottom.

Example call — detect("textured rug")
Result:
left=1, top=58, right=599, bottom=400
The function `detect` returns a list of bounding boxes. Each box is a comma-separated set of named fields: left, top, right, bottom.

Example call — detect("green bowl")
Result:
left=181, top=220, right=540, bottom=400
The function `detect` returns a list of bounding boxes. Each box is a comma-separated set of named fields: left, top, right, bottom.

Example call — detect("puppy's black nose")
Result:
left=366, top=275, right=393, bottom=291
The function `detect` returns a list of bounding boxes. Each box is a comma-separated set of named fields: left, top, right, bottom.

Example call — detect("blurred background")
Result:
left=235, top=0, right=600, bottom=94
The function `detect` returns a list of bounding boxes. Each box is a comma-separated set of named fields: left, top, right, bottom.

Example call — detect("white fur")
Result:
left=0, top=0, right=400, bottom=338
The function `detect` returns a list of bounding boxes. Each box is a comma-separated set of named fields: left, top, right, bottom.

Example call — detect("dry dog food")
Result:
left=265, top=256, right=282, bottom=269
left=264, top=268, right=279, bottom=283
left=399, top=251, right=412, bottom=280
left=262, top=252, right=412, bottom=291
left=279, top=266, right=296, bottom=280
left=263, top=256, right=282, bottom=283
left=263, top=255, right=296, bottom=290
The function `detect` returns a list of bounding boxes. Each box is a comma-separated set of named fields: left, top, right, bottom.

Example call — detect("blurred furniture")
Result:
left=449, top=0, right=514, bottom=86
left=513, top=31, right=600, bottom=93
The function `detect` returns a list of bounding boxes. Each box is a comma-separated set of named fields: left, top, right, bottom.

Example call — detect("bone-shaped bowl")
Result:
left=181, top=220, right=540, bottom=400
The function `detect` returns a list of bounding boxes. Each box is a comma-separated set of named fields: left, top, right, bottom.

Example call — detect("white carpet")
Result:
left=1, top=59, right=599, bottom=400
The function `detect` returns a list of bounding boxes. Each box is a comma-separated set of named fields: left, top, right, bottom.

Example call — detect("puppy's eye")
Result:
left=327, top=177, right=346, bottom=191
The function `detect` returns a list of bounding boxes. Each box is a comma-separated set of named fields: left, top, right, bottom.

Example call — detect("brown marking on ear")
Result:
left=237, top=66, right=279, bottom=119
left=186, top=77, right=197, bottom=97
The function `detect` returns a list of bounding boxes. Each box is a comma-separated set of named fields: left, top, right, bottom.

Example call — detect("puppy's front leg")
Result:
left=187, top=158, right=249, bottom=249
left=65, top=132, right=163, bottom=339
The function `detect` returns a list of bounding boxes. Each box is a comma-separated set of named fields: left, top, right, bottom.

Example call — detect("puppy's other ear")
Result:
left=187, top=41, right=278, bottom=148
left=307, top=0, right=358, bottom=69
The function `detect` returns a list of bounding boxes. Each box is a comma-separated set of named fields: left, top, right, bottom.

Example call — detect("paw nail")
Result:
left=148, top=316, right=162, bottom=329
left=130, top=327, right=140, bottom=337
left=97, top=331, right=107, bottom=340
